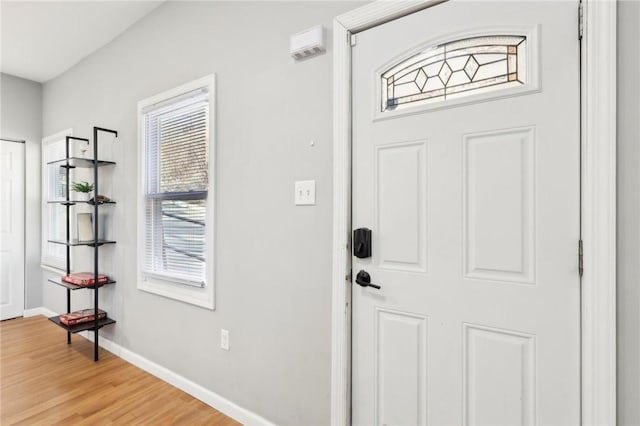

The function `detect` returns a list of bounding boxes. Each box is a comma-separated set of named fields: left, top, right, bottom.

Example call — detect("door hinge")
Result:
left=349, top=33, right=357, bottom=47
left=578, top=2, right=584, bottom=40
left=578, top=239, right=584, bottom=277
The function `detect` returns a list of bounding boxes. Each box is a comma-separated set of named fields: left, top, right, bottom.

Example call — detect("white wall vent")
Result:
left=290, top=25, right=325, bottom=60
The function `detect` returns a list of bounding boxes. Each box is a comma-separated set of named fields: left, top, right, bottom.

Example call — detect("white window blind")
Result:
left=41, top=132, right=70, bottom=269
left=143, top=89, right=209, bottom=286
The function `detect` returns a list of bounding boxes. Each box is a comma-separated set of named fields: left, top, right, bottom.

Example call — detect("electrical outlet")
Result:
left=220, top=329, right=229, bottom=351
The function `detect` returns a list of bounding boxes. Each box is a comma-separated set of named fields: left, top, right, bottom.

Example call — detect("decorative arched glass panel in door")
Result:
left=381, top=35, right=527, bottom=112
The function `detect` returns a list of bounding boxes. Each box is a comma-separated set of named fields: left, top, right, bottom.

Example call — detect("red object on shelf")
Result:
left=59, top=309, right=107, bottom=326
left=62, top=272, right=109, bottom=286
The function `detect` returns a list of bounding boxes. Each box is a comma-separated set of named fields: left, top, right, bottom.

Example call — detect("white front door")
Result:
left=351, top=1, right=580, bottom=424
left=0, top=140, right=25, bottom=320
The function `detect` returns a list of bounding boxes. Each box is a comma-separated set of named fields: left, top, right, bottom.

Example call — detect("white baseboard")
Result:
left=75, top=328, right=275, bottom=426
left=23, top=307, right=57, bottom=318
left=23, top=306, right=273, bottom=425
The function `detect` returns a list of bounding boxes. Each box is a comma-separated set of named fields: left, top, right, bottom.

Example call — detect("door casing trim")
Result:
left=330, top=1, right=617, bottom=424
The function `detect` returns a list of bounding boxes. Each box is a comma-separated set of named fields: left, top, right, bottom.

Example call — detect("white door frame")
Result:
left=330, top=1, right=617, bottom=425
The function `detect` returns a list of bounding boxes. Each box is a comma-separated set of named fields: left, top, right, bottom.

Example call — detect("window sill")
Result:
left=138, top=275, right=214, bottom=310
left=40, top=263, right=66, bottom=275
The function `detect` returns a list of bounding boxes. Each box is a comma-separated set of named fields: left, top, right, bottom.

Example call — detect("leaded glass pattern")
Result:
left=381, top=35, right=527, bottom=112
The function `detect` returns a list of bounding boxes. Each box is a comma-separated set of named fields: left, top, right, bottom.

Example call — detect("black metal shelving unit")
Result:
left=47, top=127, right=118, bottom=361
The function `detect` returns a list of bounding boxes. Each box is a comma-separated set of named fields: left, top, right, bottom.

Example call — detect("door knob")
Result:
left=355, top=270, right=381, bottom=289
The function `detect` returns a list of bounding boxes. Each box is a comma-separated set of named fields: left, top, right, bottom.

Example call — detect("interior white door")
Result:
left=0, top=140, right=25, bottom=320
left=351, top=2, right=580, bottom=425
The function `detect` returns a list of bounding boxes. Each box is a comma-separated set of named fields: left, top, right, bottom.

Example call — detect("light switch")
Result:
left=295, top=180, right=316, bottom=205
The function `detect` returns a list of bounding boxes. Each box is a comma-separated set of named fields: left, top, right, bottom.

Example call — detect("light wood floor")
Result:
left=0, top=316, right=241, bottom=425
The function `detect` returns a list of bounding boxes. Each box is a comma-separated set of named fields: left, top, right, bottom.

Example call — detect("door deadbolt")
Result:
left=353, top=228, right=372, bottom=258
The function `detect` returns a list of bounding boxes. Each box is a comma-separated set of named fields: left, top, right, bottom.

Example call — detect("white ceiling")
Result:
left=0, top=1, right=164, bottom=83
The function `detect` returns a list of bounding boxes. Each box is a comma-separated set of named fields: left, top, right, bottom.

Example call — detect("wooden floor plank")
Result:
left=1, top=316, right=241, bottom=426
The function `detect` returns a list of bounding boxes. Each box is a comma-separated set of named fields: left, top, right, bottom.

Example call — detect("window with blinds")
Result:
left=42, top=133, right=70, bottom=269
left=142, top=88, right=210, bottom=287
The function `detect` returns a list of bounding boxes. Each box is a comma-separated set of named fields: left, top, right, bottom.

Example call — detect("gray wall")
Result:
left=617, top=1, right=640, bottom=424
left=37, top=1, right=640, bottom=424
left=0, top=73, right=42, bottom=309
left=41, top=2, right=359, bottom=424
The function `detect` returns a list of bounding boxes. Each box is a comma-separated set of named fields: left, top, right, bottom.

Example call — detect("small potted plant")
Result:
left=71, top=181, right=94, bottom=202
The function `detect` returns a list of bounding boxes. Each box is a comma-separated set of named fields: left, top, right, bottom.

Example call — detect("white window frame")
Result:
left=137, top=74, right=216, bottom=310
left=41, top=128, right=73, bottom=272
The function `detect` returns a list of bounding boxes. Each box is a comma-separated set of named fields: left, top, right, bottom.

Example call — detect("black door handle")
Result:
left=355, top=270, right=381, bottom=290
